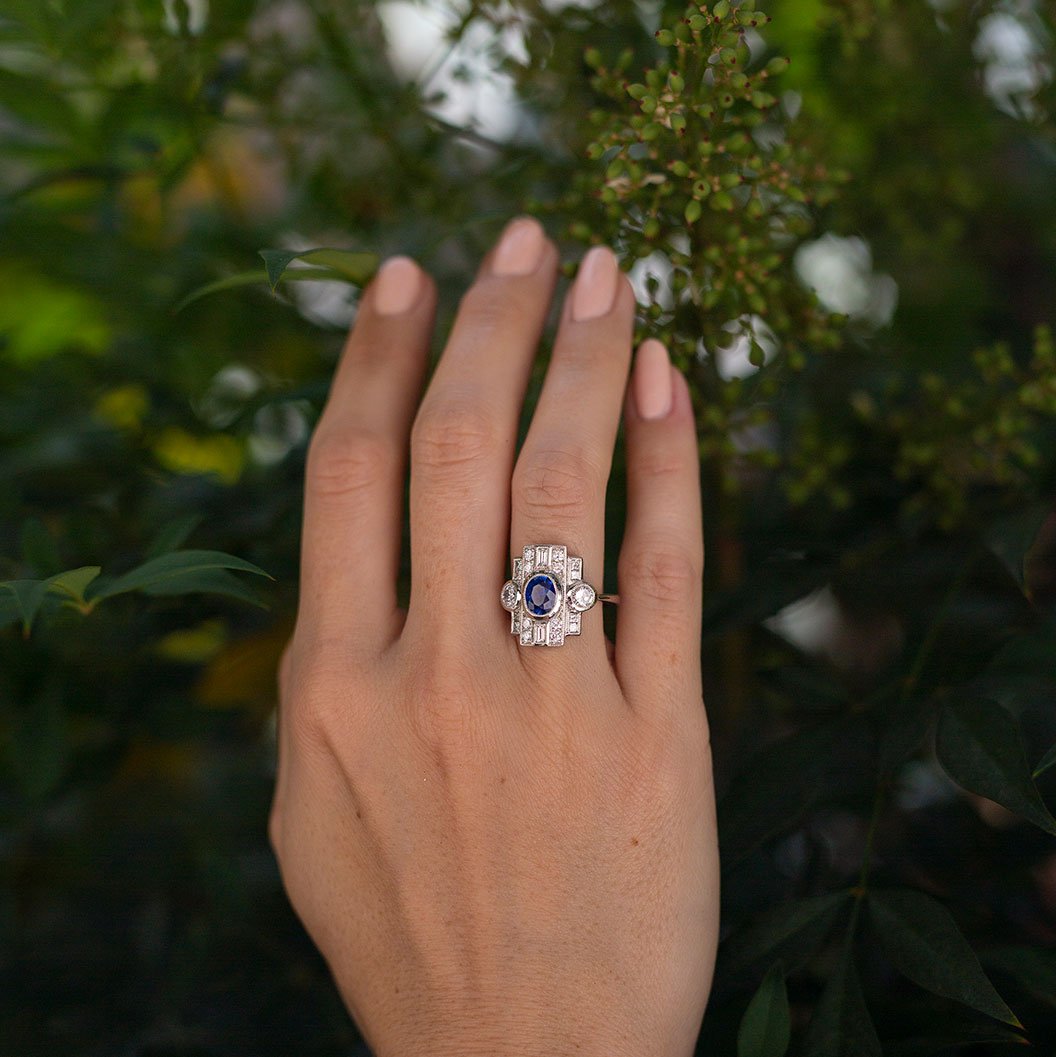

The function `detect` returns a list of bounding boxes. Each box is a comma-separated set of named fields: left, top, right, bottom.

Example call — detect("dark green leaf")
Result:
left=738, top=963, right=790, bottom=1057
left=139, top=568, right=267, bottom=608
left=174, top=266, right=356, bottom=312
left=258, top=247, right=378, bottom=290
left=46, top=566, right=101, bottom=606
left=0, top=578, right=49, bottom=634
left=144, top=514, right=205, bottom=560
left=804, top=934, right=881, bottom=1057
left=718, top=722, right=841, bottom=868
left=722, top=891, right=851, bottom=974
left=867, top=889, right=1019, bottom=1026
left=936, top=697, right=1056, bottom=836
left=984, top=500, right=1052, bottom=588
left=983, top=946, right=1056, bottom=1008
left=88, top=550, right=272, bottom=603
left=1033, top=741, right=1056, bottom=780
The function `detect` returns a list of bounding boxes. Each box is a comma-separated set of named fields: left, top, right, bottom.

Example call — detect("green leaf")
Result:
left=258, top=247, right=378, bottom=290
left=174, top=265, right=359, bottom=312
left=804, top=935, right=881, bottom=1057
left=138, top=567, right=267, bottom=608
left=984, top=946, right=1056, bottom=1008
left=88, top=550, right=272, bottom=603
left=867, top=889, right=1019, bottom=1026
left=718, top=721, right=843, bottom=867
left=1033, top=740, right=1056, bottom=780
left=46, top=566, right=101, bottom=607
left=722, top=891, right=851, bottom=974
left=0, top=579, right=49, bottom=635
left=738, top=964, right=790, bottom=1057
left=144, top=514, right=205, bottom=560
left=984, top=500, right=1051, bottom=588
left=936, top=697, right=1056, bottom=836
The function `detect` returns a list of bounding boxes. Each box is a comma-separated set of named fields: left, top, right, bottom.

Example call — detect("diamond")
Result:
left=523, top=546, right=535, bottom=568
left=567, top=611, right=581, bottom=634
left=568, top=557, right=582, bottom=580
left=500, top=580, right=519, bottom=611
left=547, top=616, right=565, bottom=645
left=535, top=545, right=550, bottom=568
left=567, top=581, right=596, bottom=612
left=520, top=625, right=532, bottom=644
left=533, top=622, right=546, bottom=644
left=513, top=557, right=523, bottom=580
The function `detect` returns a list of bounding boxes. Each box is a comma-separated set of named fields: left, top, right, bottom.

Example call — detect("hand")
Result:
left=270, top=217, right=719, bottom=1057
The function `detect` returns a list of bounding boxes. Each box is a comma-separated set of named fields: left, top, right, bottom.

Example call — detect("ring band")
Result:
left=500, top=542, right=615, bottom=648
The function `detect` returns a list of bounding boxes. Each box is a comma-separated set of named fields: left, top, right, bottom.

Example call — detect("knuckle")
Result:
left=305, top=428, right=395, bottom=499
left=619, top=545, right=701, bottom=608
left=636, top=444, right=692, bottom=482
left=514, top=447, right=601, bottom=521
left=411, top=402, right=497, bottom=476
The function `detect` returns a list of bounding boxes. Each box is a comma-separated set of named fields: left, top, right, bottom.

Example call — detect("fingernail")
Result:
left=492, top=217, right=546, bottom=276
left=633, top=339, right=673, bottom=420
left=572, top=246, right=619, bottom=321
left=373, top=256, right=422, bottom=315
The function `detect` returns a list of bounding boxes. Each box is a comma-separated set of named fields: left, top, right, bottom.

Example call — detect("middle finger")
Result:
left=405, top=217, right=558, bottom=643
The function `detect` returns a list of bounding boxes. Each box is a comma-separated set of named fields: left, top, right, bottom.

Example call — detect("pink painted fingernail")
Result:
left=373, top=256, right=422, bottom=315
left=492, top=217, right=546, bottom=276
left=633, top=339, right=673, bottom=420
left=572, top=246, right=619, bottom=321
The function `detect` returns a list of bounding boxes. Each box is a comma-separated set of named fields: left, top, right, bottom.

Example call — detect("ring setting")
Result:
left=500, top=543, right=611, bottom=647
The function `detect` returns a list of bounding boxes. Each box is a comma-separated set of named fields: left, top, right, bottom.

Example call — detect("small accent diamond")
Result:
left=568, top=557, right=582, bottom=579
left=500, top=580, right=519, bottom=611
left=533, top=623, right=546, bottom=644
left=567, top=611, right=581, bottom=634
left=520, top=625, right=533, bottom=645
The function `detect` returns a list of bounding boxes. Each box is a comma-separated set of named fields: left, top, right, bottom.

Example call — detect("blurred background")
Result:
left=1, top=1, right=1055, bottom=1054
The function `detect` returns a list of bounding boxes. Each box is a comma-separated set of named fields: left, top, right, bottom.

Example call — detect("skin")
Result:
left=269, top=218, right=719, bottom=1057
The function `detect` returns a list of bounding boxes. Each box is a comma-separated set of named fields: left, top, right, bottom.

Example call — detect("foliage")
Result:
left=1, top=0, right=1055, bottom=1054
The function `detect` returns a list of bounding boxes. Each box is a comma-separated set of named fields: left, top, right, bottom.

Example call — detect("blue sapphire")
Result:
left=524, top=573, right=559, bottom=617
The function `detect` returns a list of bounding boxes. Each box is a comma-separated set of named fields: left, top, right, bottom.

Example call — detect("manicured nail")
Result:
left=373, top=256, right=422, bottom=315
left=492, top=217, right=546, bottom=276
left=633, top=339, right=673, bottom=420
left=572, top=246, right=619, bottom=321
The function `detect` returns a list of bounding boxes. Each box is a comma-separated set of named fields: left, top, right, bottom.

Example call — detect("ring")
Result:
left=500, top=543, right=618, bottom=648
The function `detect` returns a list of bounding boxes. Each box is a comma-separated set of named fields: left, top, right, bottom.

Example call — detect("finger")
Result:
left=405, top=217, right=558, bottom=644
left=299, top=256, right=436, bottom=649
left=615, top=341, right=705, bottom=719
left=510, top=246, right=635, bottom=654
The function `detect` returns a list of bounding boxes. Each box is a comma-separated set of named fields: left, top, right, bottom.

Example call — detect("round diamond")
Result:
left=500, top=580, right=519, bottom=611
left=524, top=573, right=559, bottom=618
left=568, top=581, right=596, bottom=612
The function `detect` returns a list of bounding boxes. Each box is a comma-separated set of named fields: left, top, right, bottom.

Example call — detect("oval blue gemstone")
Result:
left=524, top=573, right=559, bottom=617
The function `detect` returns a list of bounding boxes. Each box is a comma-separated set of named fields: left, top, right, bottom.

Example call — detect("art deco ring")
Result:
left=500, top=542, right=618, bottom=648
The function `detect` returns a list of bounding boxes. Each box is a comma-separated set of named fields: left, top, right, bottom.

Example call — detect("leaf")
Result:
left=867, top=889, right=1019, bottom=1026
left=984, top=500, right=1052, bottom=588
left=936, top=696, right=1056, bottom=836
left=722, top=891, right=852, bottom=974
left=258, top=247, right=378, bottom=290
left=804, top=935, right=881, bottom=1057
left=139, top=568, right=267, bottom=608
left=144, top=514, right=205, bottom=560
left=174, top=266, right=357, bottom=312
left=1033, top=740, right=1056, bottom=780
left=738, top=964, right=791, bottom=1057
left=984, top=946, right=1056, bottom=1008
left=87, top=550, right=272, bottom=603
left=718, top=722, right=842, bottom=868
left=46, top=566, right=101, bottom=607
left=0, top=579, right=49, bottom=635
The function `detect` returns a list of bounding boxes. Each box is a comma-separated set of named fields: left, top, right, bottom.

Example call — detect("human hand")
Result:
left=270, top=217, right=719, bottom=1057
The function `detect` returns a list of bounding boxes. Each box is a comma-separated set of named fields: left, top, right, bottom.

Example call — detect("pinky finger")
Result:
left=614, top=340, right=706, bottom=722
